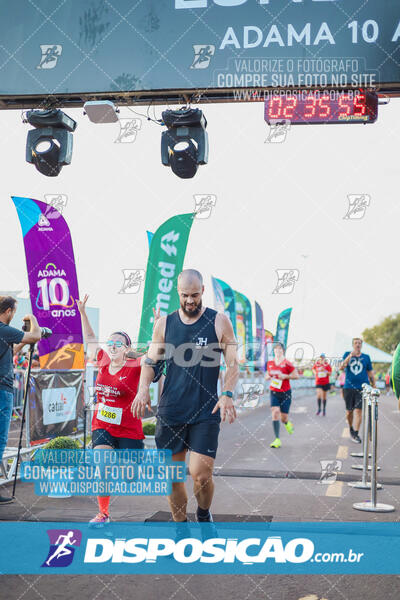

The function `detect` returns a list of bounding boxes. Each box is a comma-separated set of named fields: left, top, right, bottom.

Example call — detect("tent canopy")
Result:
left=333, top=331, right=393, bottom=364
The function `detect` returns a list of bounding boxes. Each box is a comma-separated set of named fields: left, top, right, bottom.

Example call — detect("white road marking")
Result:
left=325, top=481, right=343, bottom=497
left=291, top=406, right=307, bottom=414
left=336, top=445, right=348, bottom=459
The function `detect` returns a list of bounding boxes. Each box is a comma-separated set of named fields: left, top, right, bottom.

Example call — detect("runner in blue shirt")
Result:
left=340, top=337, right=375, bottom=443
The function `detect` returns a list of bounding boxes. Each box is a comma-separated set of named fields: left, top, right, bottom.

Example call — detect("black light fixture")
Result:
left=25, top=109, right=77, bottom=177
left=161, top=108, right=208, bottom=179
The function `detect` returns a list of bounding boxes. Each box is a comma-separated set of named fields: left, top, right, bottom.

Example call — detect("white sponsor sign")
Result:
left=42, top=387, right=76, bottom=425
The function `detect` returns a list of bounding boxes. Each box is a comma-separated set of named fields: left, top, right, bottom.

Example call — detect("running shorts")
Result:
left=155, top=418, right=220, bottom=459
left=92, top=428, right=144, bottom=450
left=343, top=388, right=363, bottom=411
left=270, top=389, right=292, bottom=414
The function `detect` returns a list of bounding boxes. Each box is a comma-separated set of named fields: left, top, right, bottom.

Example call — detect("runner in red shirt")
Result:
left=312, top=354, right=332, bottom=416
left=77, top=295, right=160, bottom=527
left=265, top=342, right=299, bottom=448
left=385, top=371, right=391, bottom=395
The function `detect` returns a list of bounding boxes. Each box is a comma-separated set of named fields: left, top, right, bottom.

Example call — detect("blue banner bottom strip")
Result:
left=0, top=522, right=399, bottom=574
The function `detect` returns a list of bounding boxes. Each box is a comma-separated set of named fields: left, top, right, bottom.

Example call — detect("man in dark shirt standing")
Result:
left=132, top=270, right=239, bottom=525
left=0, top=296, right=41, bottom=504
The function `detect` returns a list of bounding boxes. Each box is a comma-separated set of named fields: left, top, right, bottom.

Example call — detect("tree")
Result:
left=362, top=313, right=400, bottom=354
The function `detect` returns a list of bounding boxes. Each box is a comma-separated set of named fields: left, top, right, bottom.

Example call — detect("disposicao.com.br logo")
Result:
left=0, top=515, right=390, bottom=575
left=0, top=521, right=392, bottom=574
left=83, top=535, right=363, bottom=566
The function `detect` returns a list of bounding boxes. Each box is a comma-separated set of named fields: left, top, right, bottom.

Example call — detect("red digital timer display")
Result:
left=264, top=91, right=378, bottom=125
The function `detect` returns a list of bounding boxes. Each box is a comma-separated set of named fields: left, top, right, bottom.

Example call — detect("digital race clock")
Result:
left=264, top=91, right=378, bottom=125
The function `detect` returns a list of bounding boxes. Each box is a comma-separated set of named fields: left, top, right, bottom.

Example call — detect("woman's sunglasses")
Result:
left=106, top=340, right=126, bottom=348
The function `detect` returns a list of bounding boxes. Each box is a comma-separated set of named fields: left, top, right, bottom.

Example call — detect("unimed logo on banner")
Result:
left=42, top=387, right=76, bottom=425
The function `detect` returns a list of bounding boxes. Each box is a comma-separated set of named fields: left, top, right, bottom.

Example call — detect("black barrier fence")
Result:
left=12, top=370, right=26, bottom=414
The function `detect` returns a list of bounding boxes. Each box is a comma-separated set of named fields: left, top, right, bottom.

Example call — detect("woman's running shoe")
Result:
left=89, top=513, right=110, bottom=528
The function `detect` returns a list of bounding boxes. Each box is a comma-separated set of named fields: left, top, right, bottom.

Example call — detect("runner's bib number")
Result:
left=271, top=377, right=283, bottom=389
left=97, top=403, right=122, bottom=425
left=318, top=370, right=327, bottom=378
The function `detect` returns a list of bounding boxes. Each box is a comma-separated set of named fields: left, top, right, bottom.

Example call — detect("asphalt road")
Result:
left=1, top=388, right=399, bottom=600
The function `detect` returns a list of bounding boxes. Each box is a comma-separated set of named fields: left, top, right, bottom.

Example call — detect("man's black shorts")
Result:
left=343, top=388, right=363, bottom=411
left=92, top=428, right=144, bottom=449
left=155, top=419, right=220, bottom=458
left=316, top=383, right=331, bottom=391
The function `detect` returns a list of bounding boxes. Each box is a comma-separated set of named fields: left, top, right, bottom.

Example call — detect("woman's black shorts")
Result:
left=92, top=428, right=144, bottom=449
left=316, top=384, right=331, bottom=391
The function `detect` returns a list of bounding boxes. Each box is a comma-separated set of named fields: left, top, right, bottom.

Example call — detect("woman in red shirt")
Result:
left=312, top=353, right=332, bottom=416
left=77, top=295, right=160, bottom=527
left=265, top=342, right=299, bottom=448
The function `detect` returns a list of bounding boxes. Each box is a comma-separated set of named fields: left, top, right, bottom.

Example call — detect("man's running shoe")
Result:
left=195, top=511, right=218, bottom=541
left=89, top=513, right=110, bottom=528
left=322, top=411, right=326, bottom=417
left=270, top=438, right=281, bottom=448
left=316, top=410, right=321, bottom=416
left=284, top=421, right=294, bottom=434
left=195, top=509, right=213, bottom=523
left=174, top=521, right=191, bottom=543
left=351, top=433, right=362, bottom=444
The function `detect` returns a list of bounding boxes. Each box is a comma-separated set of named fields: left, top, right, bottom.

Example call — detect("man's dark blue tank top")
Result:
left=157, top=307, right=222, bottom=425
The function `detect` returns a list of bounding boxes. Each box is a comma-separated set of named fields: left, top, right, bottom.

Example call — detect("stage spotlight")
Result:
left=161, top=108, right=208, bottom=179
left=25, top=109, right=77, bottom=177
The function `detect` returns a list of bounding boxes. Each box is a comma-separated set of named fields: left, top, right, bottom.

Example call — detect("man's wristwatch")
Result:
left=221, top=391, right=233, bottom=398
